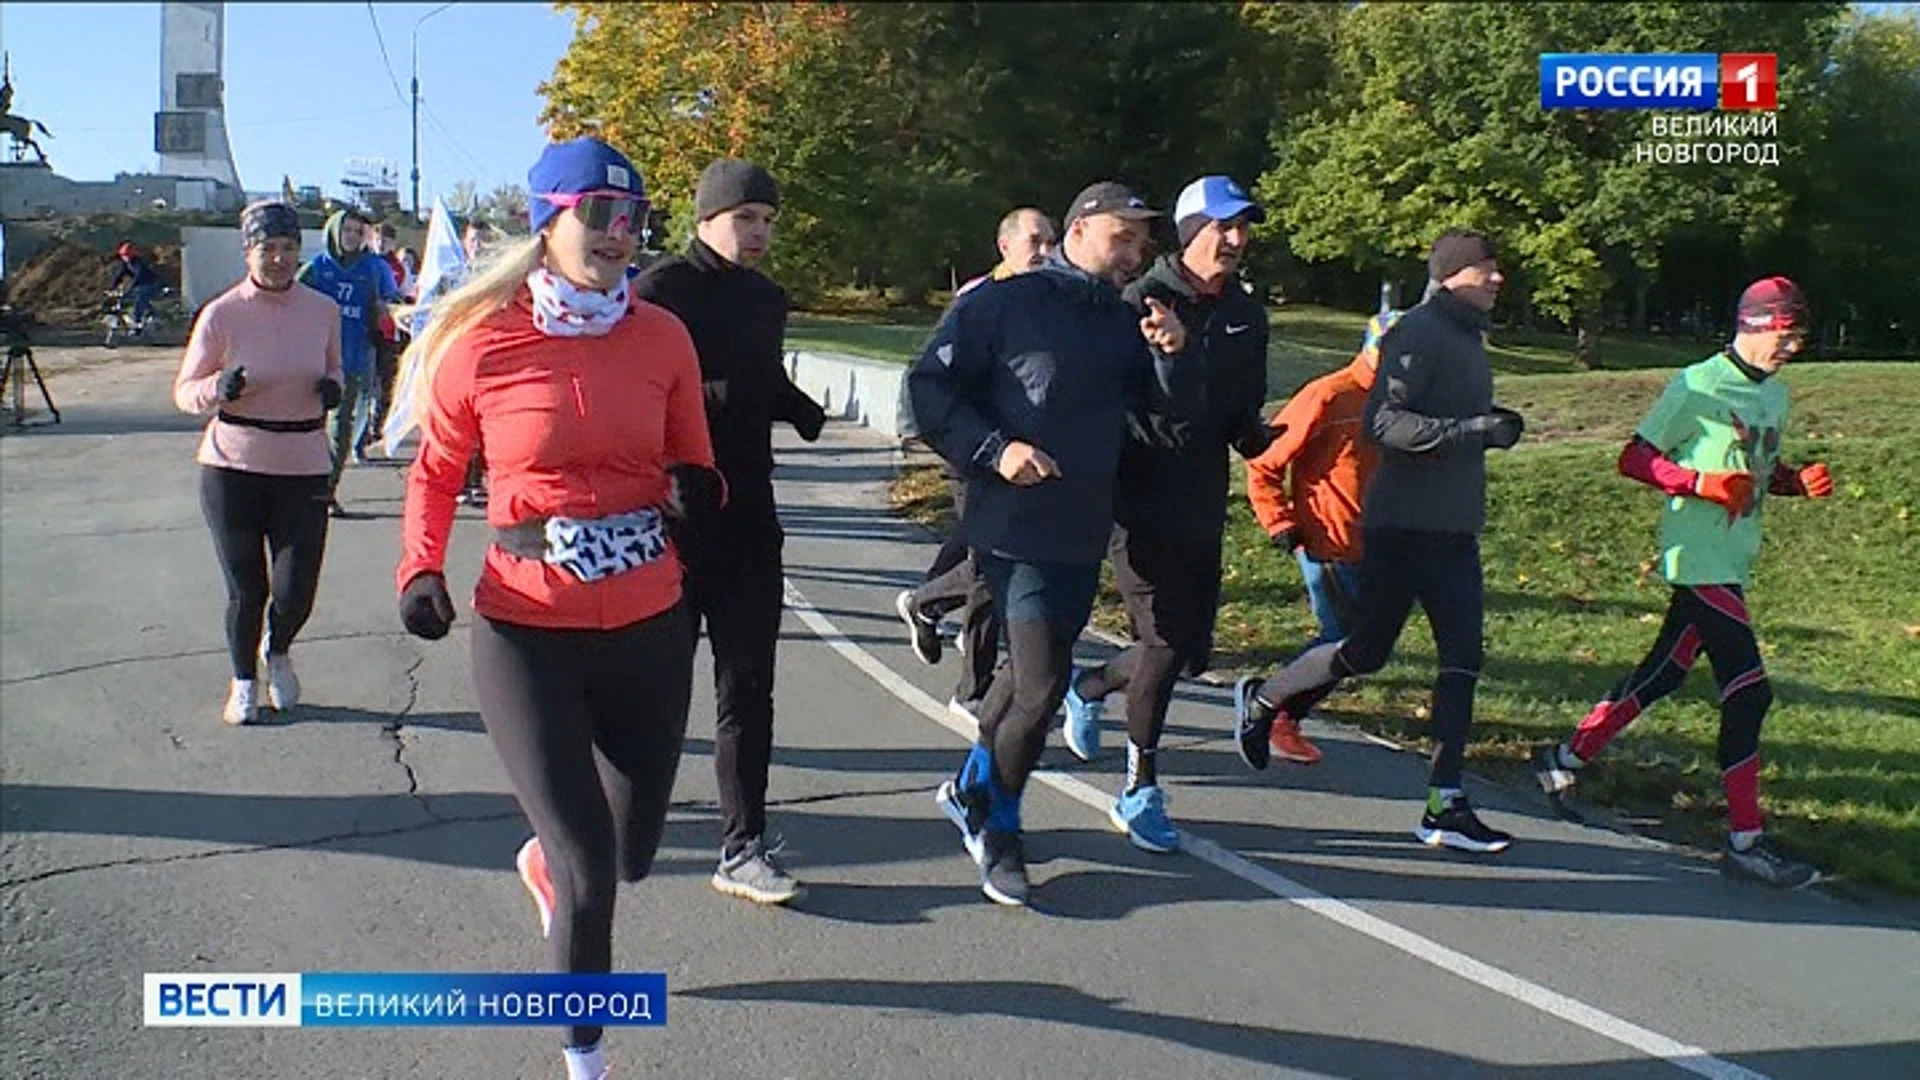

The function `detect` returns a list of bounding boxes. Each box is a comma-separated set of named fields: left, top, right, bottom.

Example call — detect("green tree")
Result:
left=1789, top=10, right=1920, bottom=352
left=1259, top=2, right=1847, bottom=366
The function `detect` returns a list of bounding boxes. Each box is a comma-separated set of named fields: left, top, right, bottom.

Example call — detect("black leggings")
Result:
left=1076, top=526, right=1223, bottom=751
left=974, top=555, right=1100, bottom=796
left=679, top=508, right=786, bottom=857
left=1569, top=585, right=1771, bottom=833
left=198, top=466, right=330, bottom=680
left=1255, top=528, right=1485, bottom=789
left=913, top=479, right=1002, bottom=703
left=471, top=607, right=695, bottom=1049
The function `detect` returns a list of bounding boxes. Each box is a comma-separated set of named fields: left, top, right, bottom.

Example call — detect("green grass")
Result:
left=787, top=312, right=939, bottom=362
left=787, top=302, right=1711, bottom=393
left=890, top=362, right=1920, bottom=895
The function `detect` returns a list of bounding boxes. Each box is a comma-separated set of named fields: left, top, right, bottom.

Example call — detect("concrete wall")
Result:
left=0, top=167, right=241, bottom=220
left=785, top=350, right=914, bottom=442
left=179, top=226, right=328, bottom=311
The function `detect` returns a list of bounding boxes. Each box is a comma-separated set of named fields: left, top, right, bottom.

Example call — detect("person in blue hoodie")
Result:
left=909, top=180, right=1196, bottom=907
left=299, top=207, right=398, bottom=517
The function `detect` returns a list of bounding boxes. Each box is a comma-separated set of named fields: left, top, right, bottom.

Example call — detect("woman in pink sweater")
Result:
left=173, top=201, right=343, bottom=726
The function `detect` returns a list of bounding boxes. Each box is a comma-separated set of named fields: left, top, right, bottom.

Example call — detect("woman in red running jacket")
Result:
left=393, top=137, right=720, bottom=1080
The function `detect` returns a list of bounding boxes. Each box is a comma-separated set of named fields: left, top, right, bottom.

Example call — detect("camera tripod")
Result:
left=3, top=337, right=61, bottom=428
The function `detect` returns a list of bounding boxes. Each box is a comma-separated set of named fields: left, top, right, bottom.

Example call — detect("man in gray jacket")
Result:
left=1230, top=228, right=1525, bottom=855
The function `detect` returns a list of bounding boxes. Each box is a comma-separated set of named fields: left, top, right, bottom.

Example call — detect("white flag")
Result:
left=382, top=199, right=469, bottom=452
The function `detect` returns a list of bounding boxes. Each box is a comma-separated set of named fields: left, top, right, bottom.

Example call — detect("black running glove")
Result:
left=317, top=377, right=343, bottom=412
left=665, top=463, right=724, bottom=522
left=1467, top=407, right=1524, bottom=450
left=218, top=366, right=248, bottom=402
left=790, top=396, right=827, bottom=443
left=399, top=572, right=455, bottom=640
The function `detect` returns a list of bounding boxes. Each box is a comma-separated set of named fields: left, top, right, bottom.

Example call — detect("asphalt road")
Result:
left=3, top=347, right=1916, bottom=1079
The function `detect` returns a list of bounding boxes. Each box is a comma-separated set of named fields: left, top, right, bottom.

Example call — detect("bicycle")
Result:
left=101, top=287, right=186, bottom=348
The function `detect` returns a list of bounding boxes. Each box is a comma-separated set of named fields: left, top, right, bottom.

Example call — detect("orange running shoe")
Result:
left=515, top=837, right=555, bottom=938
left=1269, top=714, right=1323, bottom=765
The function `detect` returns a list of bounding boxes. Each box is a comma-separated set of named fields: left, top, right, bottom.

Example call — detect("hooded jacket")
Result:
left=297, top=211, right=398, bottom=377
left=631, top=237, right=826, bottom=516
left=907, top=250, right=1200, bottom=565
left=1115, top=254, right=1271, bottom=537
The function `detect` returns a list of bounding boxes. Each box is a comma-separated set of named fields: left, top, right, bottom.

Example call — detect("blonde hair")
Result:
left=393, top=235, right=546, bottom=405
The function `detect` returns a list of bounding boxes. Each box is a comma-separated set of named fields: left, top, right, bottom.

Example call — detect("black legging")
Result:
left=1254, top=527, right=1485, bottom=789
left=471, top=605, right=694, bottom=1050
left=1075, top=525, right=1223, bottom=753
left=198, top=465, right=330, bottom=679
left=678, top=502, right=786, bottom=858
left=911, top=478, right=1002, bottom=703
left=973, top=555, right=1101, bottom=797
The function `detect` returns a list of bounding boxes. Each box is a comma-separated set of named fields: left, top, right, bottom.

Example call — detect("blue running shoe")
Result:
left=1063, top=668, right=1103, bottom=762
left=1109, top=785, right=1179, bottom=853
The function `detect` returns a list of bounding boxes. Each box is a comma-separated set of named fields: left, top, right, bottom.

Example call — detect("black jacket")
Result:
left=1362, top=287, right=1499, bottom=535
left=1117, top=255, right=1272, bottom=536
left=907, top=251, right=1199, bottom=565
left=631, top=239, right=825, bottom=511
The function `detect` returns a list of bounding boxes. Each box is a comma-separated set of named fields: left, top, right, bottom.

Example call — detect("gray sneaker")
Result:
left=1722, top=837, right=1820, bottom=890
left=711, top=837, right=803, bottom=905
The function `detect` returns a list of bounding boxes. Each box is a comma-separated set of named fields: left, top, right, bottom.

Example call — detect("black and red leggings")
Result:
left=1571, top=585, right=1772, bottom=832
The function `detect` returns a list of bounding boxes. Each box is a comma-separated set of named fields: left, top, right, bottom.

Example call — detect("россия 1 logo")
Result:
left=1538, top=52, right=1780, bottom=166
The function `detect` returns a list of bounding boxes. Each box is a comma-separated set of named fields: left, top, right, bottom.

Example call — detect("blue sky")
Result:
left=1, top=2, right=573, bottom=207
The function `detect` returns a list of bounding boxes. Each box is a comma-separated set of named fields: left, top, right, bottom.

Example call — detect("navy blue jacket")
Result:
left=907, top=252, right=1197, bottom=564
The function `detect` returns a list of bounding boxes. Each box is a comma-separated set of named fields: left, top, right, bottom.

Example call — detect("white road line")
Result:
left=783, top=579, right=1769, bottom=1080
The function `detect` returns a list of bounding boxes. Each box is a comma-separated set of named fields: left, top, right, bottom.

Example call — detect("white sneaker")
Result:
left=563, top=1041, right=610, bottom=1080
left=264, top=652, right=300, bottom=712
left=224, top=679, right=259, bottom=726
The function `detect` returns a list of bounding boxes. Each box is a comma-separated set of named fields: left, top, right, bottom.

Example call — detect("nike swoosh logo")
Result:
left=1225, top=324, right=1250, bottom=335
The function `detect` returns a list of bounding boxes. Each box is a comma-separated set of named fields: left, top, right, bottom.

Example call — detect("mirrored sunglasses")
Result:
left=542, top=191, right=649, bottom=234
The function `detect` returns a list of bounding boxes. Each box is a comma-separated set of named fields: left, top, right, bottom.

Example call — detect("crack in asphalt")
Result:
left=380, top=653, right=431, bottom=817
left=0, top=785, right=910, bottom=890
left=0, top=809, right=526, bottom=891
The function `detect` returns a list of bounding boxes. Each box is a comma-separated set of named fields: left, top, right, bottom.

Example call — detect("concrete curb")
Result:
left=785, top=349, right=911, bottom=442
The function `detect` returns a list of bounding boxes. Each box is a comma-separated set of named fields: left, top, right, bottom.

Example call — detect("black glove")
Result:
left=1269, top=529, right=1299, bottom=551
left=791, top=396, right=827, bottom=442
left=317, top=377, right=343, bottom=412
left=1467, top=407, right=1524, bottom=450
left=218, top=366, right=248, bottom=402
left=1234, top=422, right=1278, bottom=460
left=399, top=572, right=455, bottom=640
left=665, top=463, right=724, bottom=522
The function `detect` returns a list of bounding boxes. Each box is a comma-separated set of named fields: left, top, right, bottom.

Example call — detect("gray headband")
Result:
left=242, top=203, right=302, bottom=248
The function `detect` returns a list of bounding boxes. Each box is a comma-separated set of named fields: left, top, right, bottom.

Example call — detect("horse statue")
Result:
left=1, top=53, right=53, bottom=166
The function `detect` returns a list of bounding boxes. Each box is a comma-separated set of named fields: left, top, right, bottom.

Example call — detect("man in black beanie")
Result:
left=1231, top=226, right=1527, bottom=856
left=633, top=157, right=827, bottom=906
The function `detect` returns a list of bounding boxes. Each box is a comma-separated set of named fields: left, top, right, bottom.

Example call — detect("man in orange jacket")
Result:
left=1243, top=309, right=1401, bottom=763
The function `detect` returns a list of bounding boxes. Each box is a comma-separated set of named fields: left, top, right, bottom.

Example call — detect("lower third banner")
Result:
left=143, top=972, right=667, bottom=1028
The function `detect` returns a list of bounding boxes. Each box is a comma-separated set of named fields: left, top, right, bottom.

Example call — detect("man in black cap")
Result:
left=632, top=157, right=827, bottom=907
left=1230, top=227, right=1526, bottom=856
left=1061, top=175, right=1275, bottom=855
left=910, top=180, right=1195, bottom=907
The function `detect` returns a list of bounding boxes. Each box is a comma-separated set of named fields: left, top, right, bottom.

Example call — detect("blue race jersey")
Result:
left=300, top=253, right=398, bottom=376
